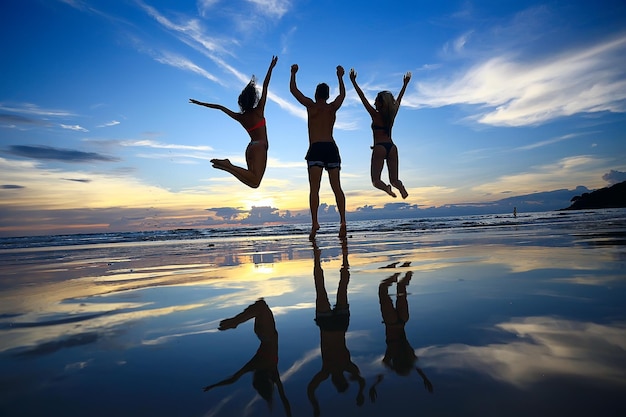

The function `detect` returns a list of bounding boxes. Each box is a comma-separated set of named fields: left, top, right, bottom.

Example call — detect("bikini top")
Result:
left=372, top=123, right=391, bottom=136
left=247, top=118, right=266, bottom=133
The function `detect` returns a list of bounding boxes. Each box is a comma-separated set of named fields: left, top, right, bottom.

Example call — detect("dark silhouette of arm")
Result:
left=349, top=69, right=377, bottom=118
left=330, top=65, right=346, bottom=109
left=395, top=72, right=411, bottom=106
left=289, top=64, right=313, bottom=106
left=257, top=55, right=278, bottom=112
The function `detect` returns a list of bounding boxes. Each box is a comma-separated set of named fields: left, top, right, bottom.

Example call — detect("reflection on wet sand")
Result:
left=420, top=316, right=626, bottom=388
left=203, top=299, right=292, bottom=416
left=369, top=266, right=433, bottom=401
left=308, top=239, right=365, bottom=416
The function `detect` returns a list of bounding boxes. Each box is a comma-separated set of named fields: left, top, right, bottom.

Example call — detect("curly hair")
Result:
left=238, top=76, right=259, bottom=112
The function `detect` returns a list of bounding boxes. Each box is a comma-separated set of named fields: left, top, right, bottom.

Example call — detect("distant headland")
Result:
left=562, top=181, right=626, bottom=210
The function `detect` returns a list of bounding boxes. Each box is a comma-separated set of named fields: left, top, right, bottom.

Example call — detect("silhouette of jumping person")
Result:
left=290, top=64, right=347, bottom=240
left=349, top=69, right=411, bottom=199
left=369, top=270, right=433, bottom=403
left=190, top=55, right=278, bottom=188
left=307, top=240, right=365, bottom=416
left=203, top=299, right=292, bottom=417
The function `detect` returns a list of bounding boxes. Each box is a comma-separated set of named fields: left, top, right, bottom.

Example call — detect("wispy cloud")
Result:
left=6, top=145, right=119, bottom=163
left=119, top=139, right=212, bottom=151
left=473, top=155, right=608, bottom=196
left=152, top=50, right=222, bottom=84
left=137, top=1, right=229, bottom=54
left=514, top=133, right=586, bottom=151
left=0, top=103, right=76, bottom=117
left=97, top=120, right=120, bottom=128
left=408, top=34, right=626, bottom=127
left=60, top=124, right=89, bottom=132
left=245, top=0, right=291, bottom=19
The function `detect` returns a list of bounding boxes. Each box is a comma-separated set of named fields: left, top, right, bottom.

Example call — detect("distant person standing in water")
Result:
left=349, top=69, right=411, bottom=199
left=290, top=64, right=347, bottom=240
left=190, top=55, right=278, bottom=188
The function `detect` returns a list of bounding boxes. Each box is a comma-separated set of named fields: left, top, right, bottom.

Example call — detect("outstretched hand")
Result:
left=403, top=71, right=412, bottom=85
left=349, top=68, right=357, bottom=82
left=291, top=64, right=298, bottom=74
left=336, top=65, right=345, bottom=77
left=189, top=98, right=202, bottom=105
left=270, top=55, right=278, bottom=68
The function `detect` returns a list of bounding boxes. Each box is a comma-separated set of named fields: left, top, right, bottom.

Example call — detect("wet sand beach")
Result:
left=1, top=210, right=625, bottom=417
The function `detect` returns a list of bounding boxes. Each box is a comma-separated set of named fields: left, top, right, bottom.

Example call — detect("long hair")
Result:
left=252, top=370, right=275, bottom=408
left=375, top=91, right=399, bottom=134
left=238, top=76, right=259, bottom=112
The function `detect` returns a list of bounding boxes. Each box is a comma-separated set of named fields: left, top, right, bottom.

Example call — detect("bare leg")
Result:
left=387, top=146, right=408, bottom=199
left=308, top=166, right=323, bottom=240
left=371, top=146, right=396, bottom=198
left=396, top=271, right=412, bottom=322
left=379, top=273, right=400, bottom=324
left=313, top=244, right=331, bottom=313
left=327, top=168, right=347, bottom=238
left=211, top=142, right=267, bottom=188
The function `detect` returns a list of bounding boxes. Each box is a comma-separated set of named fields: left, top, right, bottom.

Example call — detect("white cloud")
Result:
left=408, top=35, right=626, bottom=127
left=421, top=317, right=626, bottom=388
left=119, top=139, right=213, bottom=151
left=60, top=124, right=89, bottom=132
left=153, top=51, right=222, bottom=84
left=473, top=155, right=608, bottom=195
left=0, top=103, right=75, bottom=117
left=97, top=120, right=120, bottom=128
left=245, top=0, right=291, bottom=18
left=196, top=0, right=220, bottom=17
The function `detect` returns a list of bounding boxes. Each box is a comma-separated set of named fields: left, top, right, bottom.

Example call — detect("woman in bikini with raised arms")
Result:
left=349, top=69, right=411, bottom=198
left=190, top=55, right=277, bottom=188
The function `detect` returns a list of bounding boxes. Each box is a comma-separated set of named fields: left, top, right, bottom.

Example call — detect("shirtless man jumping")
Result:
left=290, top=64, right=347, bottom=240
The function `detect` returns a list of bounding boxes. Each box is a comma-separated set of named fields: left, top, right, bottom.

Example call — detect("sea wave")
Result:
left=1, top=208, right=624, bottom=250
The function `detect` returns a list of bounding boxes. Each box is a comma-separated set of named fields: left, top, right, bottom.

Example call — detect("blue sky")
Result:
left=1, top=0, right=625, bottom=236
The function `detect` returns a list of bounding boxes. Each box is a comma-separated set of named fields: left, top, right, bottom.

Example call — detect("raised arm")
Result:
left=330, top=65, right=346, bottom=109
left=257, top=55, right=278, bottom=111
left=395, top=71, right=412, bottom=106
left=189, top=99, right=240, bottom=120
left=289, top=64, right=313, bottom=106
left=349, top=69, right=376, bottom=117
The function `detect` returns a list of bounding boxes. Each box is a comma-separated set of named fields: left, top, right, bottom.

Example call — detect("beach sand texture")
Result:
left=1, top=209, right=625, bottom=417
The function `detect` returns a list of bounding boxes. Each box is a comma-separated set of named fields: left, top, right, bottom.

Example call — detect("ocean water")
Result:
left=1, top=208, right=625, bottom=417
left=2, top=208, right=623, bottom=249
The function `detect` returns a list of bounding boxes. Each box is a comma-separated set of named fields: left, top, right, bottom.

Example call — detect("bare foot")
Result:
left=398, top=271, right=412, bottom=286
left=381, top=273, right=400, bottom=285
left=211, top=158, right=231, bottom=171
left=384, top=184, right=397, bottom=198
left=398, top=184, right=408, bottom=199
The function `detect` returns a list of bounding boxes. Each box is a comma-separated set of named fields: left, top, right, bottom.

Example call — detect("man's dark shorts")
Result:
left=305, top=141, right=341, bottom=170
left=315, top=306, right=350, bottom=332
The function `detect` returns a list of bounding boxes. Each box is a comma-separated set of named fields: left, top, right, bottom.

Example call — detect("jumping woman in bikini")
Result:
left=349, top=69, right=411, bottom=199
left=190, top=55, right=277, bottom=188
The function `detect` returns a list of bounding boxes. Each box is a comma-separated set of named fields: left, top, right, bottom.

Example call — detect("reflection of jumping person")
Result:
left=369, top=271, right=433, bottom=403
left=203, top=299, right=292, bottom=417
left=290, top=64, right=347, bottom=240
left=308, top=240, right=365, bottom=417
left=349, top=69, right=411, bottom=199
left=190, top=55, right=278, bottom=188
